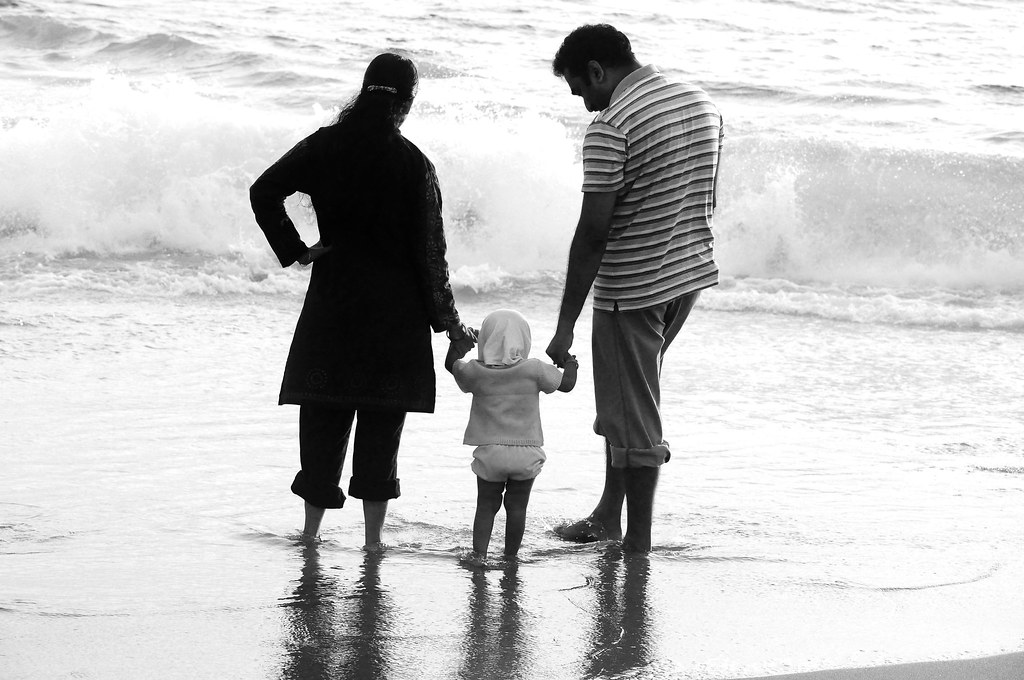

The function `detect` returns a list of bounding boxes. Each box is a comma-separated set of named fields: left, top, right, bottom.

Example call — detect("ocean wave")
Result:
left=761, top=0, right=859, bottom=13
left=0, top=14, right=109, bottom=50
left=973, top=83, right=1024, bottom=97
left=707, top=277, right=1024, bottom=331
left=0, top=209, right=38, bottom=238
left=1, top=74, right=1021, bottom=315
left=716, top=135, right=1024, bottom=291
left=985, top=130, right=1024, bottom=145
left=89, top=32, right=260, bottom=79
left=0, top=12, right=272, bottom=85
left=712, top=82, right=800, bottom=101
left=3, top=251, right=1023, bottom=333
left=232, top=68, right=307, bottom=90
left=96, top=32, right=208, bottom=59
left=713, top=80, right=939, bottom=107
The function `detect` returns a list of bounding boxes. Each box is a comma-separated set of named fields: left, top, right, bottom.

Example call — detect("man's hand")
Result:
left=546, top=329, right=575, bottom=368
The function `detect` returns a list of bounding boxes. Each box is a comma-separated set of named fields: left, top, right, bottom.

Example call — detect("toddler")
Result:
left=446, top=309, right=577, bottom=563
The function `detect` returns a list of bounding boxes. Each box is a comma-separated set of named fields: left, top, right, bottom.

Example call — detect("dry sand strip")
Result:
left=735, top=652, right=1024, bottom=680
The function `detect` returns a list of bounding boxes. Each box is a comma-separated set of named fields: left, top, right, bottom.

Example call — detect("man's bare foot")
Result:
left=553, top=517, right=622, bottom=542
left=362, top=542, right=389, bottom=554
left=621, top=536, right=652, bottom=553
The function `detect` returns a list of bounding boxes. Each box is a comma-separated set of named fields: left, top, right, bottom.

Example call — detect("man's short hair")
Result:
left=552, top=24, right=635, bottom=79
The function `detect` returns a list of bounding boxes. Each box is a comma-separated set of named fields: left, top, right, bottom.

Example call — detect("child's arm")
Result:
left=557, top=356, right=578, bottom=392
left=444, top=340, right=472, bottom=374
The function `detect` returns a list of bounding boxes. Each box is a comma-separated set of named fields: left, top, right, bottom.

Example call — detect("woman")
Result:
left=250, top=53, right=475, bottom=548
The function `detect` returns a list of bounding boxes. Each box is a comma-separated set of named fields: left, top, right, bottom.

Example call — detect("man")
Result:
left=545, top=24, right=723, bottom=552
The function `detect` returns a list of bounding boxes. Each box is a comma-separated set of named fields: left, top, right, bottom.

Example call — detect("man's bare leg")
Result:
left=554, top=443, right=624, bottom=542
left=622, top=466, right=659, bottom=552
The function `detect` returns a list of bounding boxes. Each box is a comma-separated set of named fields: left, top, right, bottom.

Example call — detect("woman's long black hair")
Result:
left=329, top=54, right=419, bottom=184
left=314, top=52, right=423, bottom=258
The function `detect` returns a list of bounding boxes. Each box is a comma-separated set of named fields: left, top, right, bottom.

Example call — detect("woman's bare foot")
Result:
left=303, top=501, right=326, bottom=538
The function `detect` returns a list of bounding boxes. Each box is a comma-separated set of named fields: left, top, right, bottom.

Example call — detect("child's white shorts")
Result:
left=471, top=444, right=545, bottom=482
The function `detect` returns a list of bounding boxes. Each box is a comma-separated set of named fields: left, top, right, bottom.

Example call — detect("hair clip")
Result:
left=365, top=85, right=398, bottom=94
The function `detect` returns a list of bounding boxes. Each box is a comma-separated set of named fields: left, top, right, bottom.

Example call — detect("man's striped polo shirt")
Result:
left=582, top=64, right=723, bottom=311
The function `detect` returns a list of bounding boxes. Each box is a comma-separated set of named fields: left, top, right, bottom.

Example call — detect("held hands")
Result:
left=546, top=329, right=575, bottom=368
left=447, top=322, right=478, bottom=358
left=297, top=241, right=332, bottom=266
left=444, top=322, right=478, bottom=373
left=548, top=328, right=579, bottom=393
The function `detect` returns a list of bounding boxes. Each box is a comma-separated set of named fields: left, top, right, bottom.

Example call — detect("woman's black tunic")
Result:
left=250, top=125, right=460, bottom=413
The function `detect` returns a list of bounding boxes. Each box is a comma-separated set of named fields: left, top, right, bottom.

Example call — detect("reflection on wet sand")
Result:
left=581, top=546, right=654, bottom=679
left=277, top=544, right=656, bottom=679
left=458, top=562, right=531, bottom=679
left=280, top=543, right=394, bottom=680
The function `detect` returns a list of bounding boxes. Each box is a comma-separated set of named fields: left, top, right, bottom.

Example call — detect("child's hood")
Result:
left=478, top=309, right=531, bottom=366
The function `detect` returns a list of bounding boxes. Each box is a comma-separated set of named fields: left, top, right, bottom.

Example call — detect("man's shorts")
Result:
left=592, top=291, right=700, bottom=469
left=471, top=444, right=546, bottom=482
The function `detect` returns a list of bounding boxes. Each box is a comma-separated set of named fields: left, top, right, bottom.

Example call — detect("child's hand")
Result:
left=444, top=328, right=475, bottom=373
left=558, top=354, right=578, bottom=393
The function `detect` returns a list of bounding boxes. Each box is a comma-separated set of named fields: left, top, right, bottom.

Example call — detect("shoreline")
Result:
left=734, top=652, right=1024, bottom=680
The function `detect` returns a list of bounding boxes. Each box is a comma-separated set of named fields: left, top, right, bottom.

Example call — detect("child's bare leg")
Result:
left=502, top=478, right=535, bottom=558
left=473, top=479, right=505, bottom=558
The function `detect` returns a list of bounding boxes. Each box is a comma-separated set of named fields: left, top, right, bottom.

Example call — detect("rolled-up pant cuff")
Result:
left=609, top=442, right=671, bottom=469
left=291, top=471, right=346, bottom=509
left=348, top=476, right=401, bottom=502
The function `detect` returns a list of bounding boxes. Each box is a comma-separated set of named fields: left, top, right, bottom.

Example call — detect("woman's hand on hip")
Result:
left=297, top=241, right=332, bottom=266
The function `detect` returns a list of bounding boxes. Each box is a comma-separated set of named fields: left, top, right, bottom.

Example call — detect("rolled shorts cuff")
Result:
left=609, top=442, right=671, bottom=469
left=291, top=471, right=346, bottom=509
left=348, top=476, right=401, bottom=502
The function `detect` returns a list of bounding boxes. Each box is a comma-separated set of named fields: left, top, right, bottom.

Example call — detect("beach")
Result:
left=4, top=292, right=1024, bottom=678
left=2, top=0, right=1023, bottom=677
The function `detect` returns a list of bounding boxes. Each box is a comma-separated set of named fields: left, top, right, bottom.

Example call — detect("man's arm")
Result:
left=546, top=190, right=617, bottom=366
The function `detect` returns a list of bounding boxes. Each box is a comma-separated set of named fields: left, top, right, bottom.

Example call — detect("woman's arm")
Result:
left=413, top=156, right=463, bottom=333
left=444, top=340, right=472, bottom=374
left=249, top=135, right=319, bottom=267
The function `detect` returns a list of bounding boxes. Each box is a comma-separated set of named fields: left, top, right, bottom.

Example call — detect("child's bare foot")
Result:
left=298, top=531, right=321, bottom=545
left=553, top=516, right=621, bottom=542
left=459, top=551, right=488, bottom=569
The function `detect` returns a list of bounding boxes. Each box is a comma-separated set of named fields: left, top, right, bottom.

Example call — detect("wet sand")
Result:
left=735, top=652, right=1024, bottom=680
left=4, top=534, right=1021, bottom=679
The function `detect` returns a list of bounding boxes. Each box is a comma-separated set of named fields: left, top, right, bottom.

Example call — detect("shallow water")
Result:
left=3, top=289, right=1023, bottom=678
